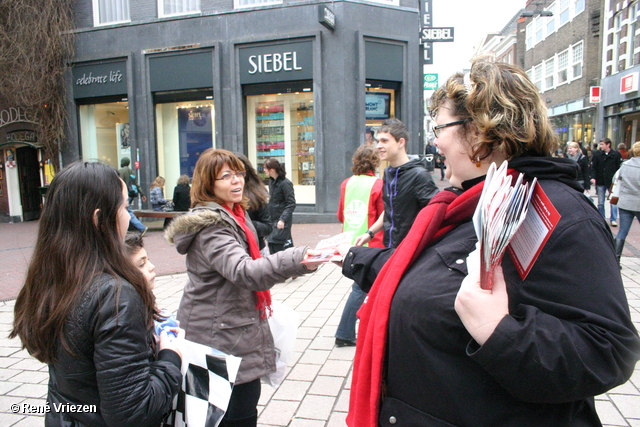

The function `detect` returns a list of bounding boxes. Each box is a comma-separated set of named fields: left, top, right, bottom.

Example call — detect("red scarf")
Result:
left=347, top=184, right=484, bottom=426
left=224, top=203, right=272, bottom=319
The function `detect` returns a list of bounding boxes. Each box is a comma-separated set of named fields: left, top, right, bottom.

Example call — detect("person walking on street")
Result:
left=354, top=118, right=439, bottom=249
left=335, top=145, right=385, bottom=347
left=237, top=153, right=272, bottom=253
left=591, top=137, right=622, bottom=226
left=263, top=158, right=296, bottom=254
left=119, top=157, right=148, bottom=235
left=612, top=141, right=640, bottom=265
left=567, top=141, right=591, bottom=196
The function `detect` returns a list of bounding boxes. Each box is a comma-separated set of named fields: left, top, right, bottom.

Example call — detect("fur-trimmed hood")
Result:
left=164, top=203, right=238, bottom=255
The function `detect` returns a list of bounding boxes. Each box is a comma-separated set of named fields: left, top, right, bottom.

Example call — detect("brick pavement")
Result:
left=1, top=261, right=639, bottom=426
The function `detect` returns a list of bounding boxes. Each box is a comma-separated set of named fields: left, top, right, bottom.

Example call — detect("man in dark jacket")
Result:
left=355, top=118, right=439, bottom=248
left=118, top=157, right=148, bottom=235
left=591, top=138, right=622, bottom=226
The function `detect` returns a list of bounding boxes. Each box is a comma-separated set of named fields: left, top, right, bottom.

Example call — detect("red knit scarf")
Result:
left=347, top=183, right=485, bottom=426
left=224, top=203, right=272, bottom=319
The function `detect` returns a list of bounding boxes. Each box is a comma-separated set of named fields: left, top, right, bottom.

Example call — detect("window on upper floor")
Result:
left=546, top=3, right=556, bottom=35
left=534, top=64, right=543, bottom=91
left=159, top=0, right=200, bottom=17
left=545, top=58, right=555, bottom=91
left=366, top=0, right=400, bottom=5
left=572, top=41, right=583, bottom=79
left=93, top=0, right=130, bottom=25
left=559, top=0, right=570, bottom=26
left=234, top=0, right=283, bottom=9
left=526, top=22, right=534, bottom=50
left=574, top=0, right=585, bottom=15
left=557, top=49, right=569, bottom=84
left=535, top=16, right=544, bottom=43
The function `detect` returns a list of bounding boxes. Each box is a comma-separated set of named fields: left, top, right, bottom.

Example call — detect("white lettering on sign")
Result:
left=0, top=107, right=39, bottom=128
left=76, top=70, right=123, bottom=86
left=248, top=52, right=303, bottom=74
left=421, top=28, right=453, bottom=40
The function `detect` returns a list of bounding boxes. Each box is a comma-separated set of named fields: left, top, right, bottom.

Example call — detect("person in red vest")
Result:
left=334, top=145, right=385, bottom=347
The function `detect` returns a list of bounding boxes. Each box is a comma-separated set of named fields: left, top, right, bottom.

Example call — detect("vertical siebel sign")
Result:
left=421, top=0, right=433, bottom=65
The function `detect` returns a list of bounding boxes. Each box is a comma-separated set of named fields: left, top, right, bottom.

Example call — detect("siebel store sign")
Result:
left=239, top=41, right=313, bottom=84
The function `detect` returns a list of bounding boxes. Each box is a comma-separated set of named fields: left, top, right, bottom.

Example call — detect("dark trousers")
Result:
left=219, top=379, right=261, bottom=426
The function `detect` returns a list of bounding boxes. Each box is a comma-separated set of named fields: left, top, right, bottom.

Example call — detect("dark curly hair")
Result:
left=352, top=145, right=380, bottom=175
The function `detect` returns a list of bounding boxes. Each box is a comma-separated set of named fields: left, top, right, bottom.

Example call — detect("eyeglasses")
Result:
left=215, top=171, right=246, bottom=181
left=433, top=120, right=467, bottom=138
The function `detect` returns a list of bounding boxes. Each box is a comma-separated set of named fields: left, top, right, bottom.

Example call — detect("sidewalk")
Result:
left=0, top=260, right=639, bottom=426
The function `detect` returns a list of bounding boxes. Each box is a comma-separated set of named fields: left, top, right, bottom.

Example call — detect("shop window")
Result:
left=557, top=50, right=569, bottom=84
left=93, top=0, right=130, bottom=26
left=79, top=101, right=130, bottom=168
left=234, top=0, right=282, bottom=9
left=572, top=41, right=583, bottom=79
left=155, top=99, right=214, bottom=189
left=247, top=92, right=315, bottom=204
left=158, top=0, right=200, bottom=17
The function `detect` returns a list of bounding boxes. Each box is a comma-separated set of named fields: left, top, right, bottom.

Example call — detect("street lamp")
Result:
left=520, top=10, right=554, bottom=17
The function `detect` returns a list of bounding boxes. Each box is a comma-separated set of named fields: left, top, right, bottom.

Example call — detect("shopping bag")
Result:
left=610, top=169, right=621, bottom=205
left=164, top=339, right=242, bottom=427
left=262, top=301, right=298, bottom=388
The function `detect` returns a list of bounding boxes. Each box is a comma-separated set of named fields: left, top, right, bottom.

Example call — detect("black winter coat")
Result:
left=591, top=149, right=622, bottom=186
left=383, top=158, right=438, bottom=248
left=46, top=274, right=182, bottom=427
left=248, top=203, right=272, bottom=250
left=172, top=184, right=191, bottom=211
left=267, top=175, right=296, bottom=244
left=343, top=157, right=640, bottom=426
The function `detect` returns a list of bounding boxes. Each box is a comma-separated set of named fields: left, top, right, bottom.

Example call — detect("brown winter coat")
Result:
left=165, top=202, right=310, bottom=384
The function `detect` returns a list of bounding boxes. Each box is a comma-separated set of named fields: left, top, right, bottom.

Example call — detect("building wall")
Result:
left=66, top=0, right=422, bottom=221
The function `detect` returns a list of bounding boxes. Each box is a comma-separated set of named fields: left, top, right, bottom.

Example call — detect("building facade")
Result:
left=53, top=0, right=424, bottom=222
left=516, top=0, right=600, bottom=151
left=599, top=0, right=640, bottom=150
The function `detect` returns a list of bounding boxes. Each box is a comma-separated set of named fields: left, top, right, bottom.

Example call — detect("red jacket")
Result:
left=337, top=172, right=384, bottom=248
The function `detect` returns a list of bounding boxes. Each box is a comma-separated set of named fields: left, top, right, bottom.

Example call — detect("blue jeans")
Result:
left=596, top=185, right=618, bottom=221
left=335, top=282, right=367, bottom=342
left=128, top=207, right=146, bottom=233
left=617, top=208, right=640, bottom=240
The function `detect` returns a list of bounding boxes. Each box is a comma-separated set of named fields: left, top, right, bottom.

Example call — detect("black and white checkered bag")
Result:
left=164, top=339, right=241, bottom=427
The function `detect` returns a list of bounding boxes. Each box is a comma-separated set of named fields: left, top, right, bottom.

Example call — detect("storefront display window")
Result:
left=78, top=101, right=130, bottom=168
left=247, top=92, right=315, bottom=204
left=156, top=100, right=214, bottom=190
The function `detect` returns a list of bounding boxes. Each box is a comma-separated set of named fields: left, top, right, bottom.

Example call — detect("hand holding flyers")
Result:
left=300, top=231, right=354, bottom=265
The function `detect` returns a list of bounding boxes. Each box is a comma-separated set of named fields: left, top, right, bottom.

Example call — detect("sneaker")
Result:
left=141, top=227, right=148, bottom=237
left=335, top=338, right=356, bottom=347
left=611, top=221, right=618, bottom=227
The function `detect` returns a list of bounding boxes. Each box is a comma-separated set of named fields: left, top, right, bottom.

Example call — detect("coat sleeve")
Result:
left=468, top=217, right=640, bottom=403
left=279, top=180, right=296, bottom=224
left=337, top=179, right=347, bottom=224
left=92, top=282, right=182, bottom=427
left=341, top=245, right=394, bottom=292
left=415, top=170, right=439, bottom=210
left=199, top=225, right=311, bottom=290
left=250, top=206, right=272, bottom=241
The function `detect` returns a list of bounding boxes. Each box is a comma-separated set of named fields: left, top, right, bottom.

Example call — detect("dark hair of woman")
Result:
left=235, top=153, right=269, bottom=211
left=10, top=162, right=156, bottom=364
left=190, top=148, right=247, bottom=209
left=263, top=158, right=286, bottom=178
left=352, top=145, right=380, bottom=175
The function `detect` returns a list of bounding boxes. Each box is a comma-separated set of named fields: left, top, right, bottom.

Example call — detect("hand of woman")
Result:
left=455, top=265, right=509, bottom=346
left=330, top=243, right=353, bottom=267
left=354, top=233, right=371, bottom=246
left=159, top=327, right=184, bottom=359
left=302, top=248, right=321, bottom=271
left=277, top=220, right=285, bottom=229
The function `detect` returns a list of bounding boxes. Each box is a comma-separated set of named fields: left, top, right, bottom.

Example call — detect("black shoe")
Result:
left=335, top=338, right=356, bottom=347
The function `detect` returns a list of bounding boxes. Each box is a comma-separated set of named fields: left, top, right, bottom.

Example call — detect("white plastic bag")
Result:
left=262, top=301, right=298, bottom=388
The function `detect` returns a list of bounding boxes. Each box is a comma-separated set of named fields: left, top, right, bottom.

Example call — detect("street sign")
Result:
left=421, top=27, right=455, bottom=43
left=424, top=73, right=438, bottom=90
left=590, top=86, right=601, bottom=103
